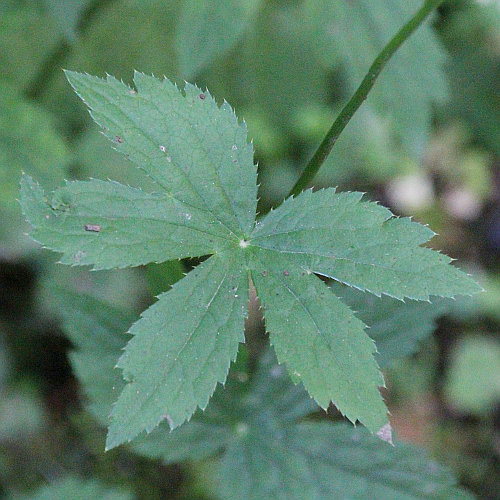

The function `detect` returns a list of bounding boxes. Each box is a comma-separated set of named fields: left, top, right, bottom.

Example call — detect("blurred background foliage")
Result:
left=0, top=0, right=499, bottom=498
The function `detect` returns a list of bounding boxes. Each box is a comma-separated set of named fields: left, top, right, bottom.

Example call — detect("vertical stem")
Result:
left=287, top=0, right=445, bottom=198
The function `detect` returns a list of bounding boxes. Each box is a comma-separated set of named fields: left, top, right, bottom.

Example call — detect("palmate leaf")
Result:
left=20, top=71, right=480, bottom=449
left=57, top=288, right=472, bottom=499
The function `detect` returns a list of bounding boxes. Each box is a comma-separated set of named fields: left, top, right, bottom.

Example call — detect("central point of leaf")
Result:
left=239, top=239, right=249, bottom=248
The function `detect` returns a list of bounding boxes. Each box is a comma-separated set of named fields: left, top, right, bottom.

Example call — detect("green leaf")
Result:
left=303, top=0, right=448, bottom=152
left=440, top=3, right=500, bottom=157
left=331, top=282, right=450, bottom=369
left=20, top=176, right=232, bottom=269
left=176, top=0, right=262, bottom=78
left=64, top=71, right=257, bottom=236
left=21, top=71, right=480, bottom=449
left=106, top=251, right=249, bottom=449
left=250, top=247, right=388, bottom=433
left=219, top=422, right=474, bottom=500
left=50, top=288, right=134, bottom=425
left=251, top=189, right=481, bottom=300
left=138, top=350, right=472, bottom=500
left=20, top=476, right=132, bottom=500
left=42, top=0, right=90, bottom=41
left=56, top=293, right=471, bottom=499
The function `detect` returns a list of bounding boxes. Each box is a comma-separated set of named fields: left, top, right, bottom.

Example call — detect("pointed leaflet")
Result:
left=251, top=189, right=481, bottom=300
left=0, top=84, right=67, bottom=248
left=57, top=297, right=472, bottom=500
left=106, top=251, right=248, bottom=449
left=65, top=71, right=257, bottom=237
left=220, top=422, right=474, bottom=500
left=250, top=248, right=388, bottom=434
left=138, top=350, right=470, bottom=500
left=20, top=175, right=231, bottom=269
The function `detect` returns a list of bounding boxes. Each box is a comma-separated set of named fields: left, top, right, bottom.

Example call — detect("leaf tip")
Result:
left=376, top=422, right=394, bottom=446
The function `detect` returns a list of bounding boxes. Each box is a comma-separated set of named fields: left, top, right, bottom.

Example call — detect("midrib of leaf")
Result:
left=251, top=239, right=457, bottom=287
left=56, top=196, right=230, bottom=243
left=251, top=249, right=371, bottom=409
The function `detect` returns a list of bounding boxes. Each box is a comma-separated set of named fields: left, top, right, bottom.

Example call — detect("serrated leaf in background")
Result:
left=39, top=0, right=183, bottom=134
left=176, top=0, right=262, bottom=79
left=330, top=282, right=450, bottom=369
left=200, top=0, right=330, bottom=139
left=55, top=293, right=472, bottom=500
left=50, top=288, right=133, bottom=425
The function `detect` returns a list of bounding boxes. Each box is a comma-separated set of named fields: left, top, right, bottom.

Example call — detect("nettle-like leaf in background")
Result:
left=20, top=71, right=480, bottom=450
left=55, top=290, right=473, bottom=500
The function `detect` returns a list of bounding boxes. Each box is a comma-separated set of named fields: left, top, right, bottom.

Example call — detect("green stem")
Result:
left=288, top=0, right=445, bottom=198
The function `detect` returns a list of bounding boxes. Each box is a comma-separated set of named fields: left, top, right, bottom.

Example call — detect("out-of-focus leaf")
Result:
left=59, top=290, right=472, bottom=499
left=0, top=383, right=45, bottom=440
left=440, top=2, right=500, bottom=156
left=40, top=0, right=182, bottom=133
left=303, top=0, right=448, bottom=153
left=330, top=282, right=450, bottom=369
left=176, top=0, right=262, bottom=79
left=220, top=421, right=474, bottom=500
left=445, top=335, right=500, bottom=415
left=202, top=1, right=330, bottom=138
left=19, top=477, right=132, bottom=500
left=0, top=84, right=68, bottom=253
left=314, top=106, right=411, bottom=189
left=42, top=0, right=90, bottom=41
left=51, top=288, right=134, bottom=425
left=0, top=3, right=60, bottom=90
